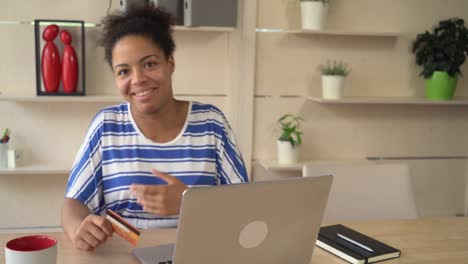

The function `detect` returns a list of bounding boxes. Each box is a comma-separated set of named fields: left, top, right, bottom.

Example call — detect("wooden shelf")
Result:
left=0, top=95, right=122, bottom=103
left=0, top=162, right=70, bottom=175
left=308, top=96, right=468, bottom=105
left=0, top=93, right=229, bottom=103
left=0, top=21, right=235, bottom=32
left=257, top=160, right=305, bottom=171
left=256, top=28, right=400, bottom=37
left=257, top=159, right=375, bottom=172
left=174, top=25, right=235, bottom=32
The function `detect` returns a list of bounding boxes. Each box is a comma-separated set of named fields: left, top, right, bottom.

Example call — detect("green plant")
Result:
left=412, top=18, right=468, bottom=78
left=300, top=0, right=330, bottom=3
left=277, top=114, right=304, bottom=147
left=317, top=60, right=351, bottom=76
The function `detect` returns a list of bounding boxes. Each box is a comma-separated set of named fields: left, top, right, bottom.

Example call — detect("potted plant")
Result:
left=277, top=114, right=303, bottom=164
left=317, top=60, right=351, bottom=99
left=412, top=18, right=468, bottom=100
left=299, top=0, right=329, bottom=30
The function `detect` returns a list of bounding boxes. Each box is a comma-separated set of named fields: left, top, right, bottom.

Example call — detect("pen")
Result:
left=337, top=233, right=374, bottom=252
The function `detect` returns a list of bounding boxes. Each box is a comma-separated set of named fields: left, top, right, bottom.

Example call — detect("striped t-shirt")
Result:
left=65, top=101, right=248, bottom=229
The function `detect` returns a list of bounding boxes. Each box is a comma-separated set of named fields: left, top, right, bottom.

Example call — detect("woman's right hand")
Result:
left=71, top=214, right=114, bottom=251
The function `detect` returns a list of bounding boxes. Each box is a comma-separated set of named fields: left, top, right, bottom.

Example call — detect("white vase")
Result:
left=322, top=75, right=345, bottom=99
left=300, top=1, right=328, bottom=30
left=277, top=140, right=300, bottom=164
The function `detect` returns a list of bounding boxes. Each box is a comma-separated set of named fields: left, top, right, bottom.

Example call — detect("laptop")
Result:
left=132, top=175, right=333, bottom=264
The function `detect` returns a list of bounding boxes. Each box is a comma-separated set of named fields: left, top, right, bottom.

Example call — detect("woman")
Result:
left=61, top=6, right=248, bottom=251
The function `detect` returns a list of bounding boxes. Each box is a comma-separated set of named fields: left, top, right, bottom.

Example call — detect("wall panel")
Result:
left=254, top=0, right=468, bottom=217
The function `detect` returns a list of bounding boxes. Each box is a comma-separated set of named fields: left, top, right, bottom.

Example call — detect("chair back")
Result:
left=302, top=162, right=418, bottom=222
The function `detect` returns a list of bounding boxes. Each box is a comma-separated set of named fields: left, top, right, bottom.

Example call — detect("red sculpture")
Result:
left=60, top=30, right=78, bottom=93
left=41, top=24, right=61, bottom=93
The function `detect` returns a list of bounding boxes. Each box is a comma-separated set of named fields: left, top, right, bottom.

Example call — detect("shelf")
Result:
left=257, top=159, right=373, bottom=172
left=0, top=21, right=235, bottom=32
left=0, top=162, right=70, bottom=175
left=257, top=160, right=305, bottom=171
left=256, top=28, right=400, bottom=37
left=308, top=96, right=468, bottom=105
left=0, top=95, right=122, bottom=103
left=174, top=25, right=235, bottom=32
left=0, top=93, right=228, bottom=103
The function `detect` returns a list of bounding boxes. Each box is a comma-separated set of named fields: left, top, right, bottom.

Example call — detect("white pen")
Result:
left=337, top=233, right=374, bottom=252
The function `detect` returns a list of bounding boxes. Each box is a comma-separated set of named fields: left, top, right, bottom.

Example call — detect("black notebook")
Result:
left=316, top=224, right=401, bottom=264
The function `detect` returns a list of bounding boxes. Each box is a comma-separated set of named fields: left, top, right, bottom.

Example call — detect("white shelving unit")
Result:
left=308, top=96, right=468, bottom=105
left=0, top=162, right=70, bottom=175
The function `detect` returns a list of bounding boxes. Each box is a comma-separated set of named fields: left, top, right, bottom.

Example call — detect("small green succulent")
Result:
left=277, top=114, right=304, bottom=148
left=317, top=60, right=351, bottom=76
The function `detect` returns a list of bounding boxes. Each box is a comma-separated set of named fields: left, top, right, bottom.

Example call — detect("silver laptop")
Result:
left=132, top=175, right=333, bottom=264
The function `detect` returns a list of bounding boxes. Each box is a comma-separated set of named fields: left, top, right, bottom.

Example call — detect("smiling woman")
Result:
left=60, top=6, right=248, bottom=252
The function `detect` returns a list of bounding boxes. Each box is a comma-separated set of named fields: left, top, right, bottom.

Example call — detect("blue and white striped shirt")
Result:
left=65, top=101, right=248, bottom=229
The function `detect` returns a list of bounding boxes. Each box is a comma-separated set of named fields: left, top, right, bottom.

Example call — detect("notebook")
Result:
left=132, top=175, right=333, bottom=264
left=316, top=224, right=401, bottom=264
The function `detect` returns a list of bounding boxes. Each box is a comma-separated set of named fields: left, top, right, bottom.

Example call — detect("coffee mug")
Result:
left=5, top=235, right=57, bottom=264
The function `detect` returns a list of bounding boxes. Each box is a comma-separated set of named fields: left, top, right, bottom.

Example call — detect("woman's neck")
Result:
left=131, top=99, right=189, bottom=143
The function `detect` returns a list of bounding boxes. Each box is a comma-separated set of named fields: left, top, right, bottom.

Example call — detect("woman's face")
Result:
left=112, top=35, right=175, bottom=116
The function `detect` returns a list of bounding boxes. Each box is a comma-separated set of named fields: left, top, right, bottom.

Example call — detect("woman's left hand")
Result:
left=130, top=169, right=188, bottom=216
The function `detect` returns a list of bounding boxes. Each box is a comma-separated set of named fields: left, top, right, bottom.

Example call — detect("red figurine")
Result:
left=60, top=30, right=78, bottom=93
left=41, top=24, right=61, bottom=93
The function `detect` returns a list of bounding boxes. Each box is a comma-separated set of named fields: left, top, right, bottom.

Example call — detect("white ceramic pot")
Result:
left=300, top=1, right=328, bottom=30
left=277, top=140, right=300, bottom=164
left=322, top=75, right=345, bottom=99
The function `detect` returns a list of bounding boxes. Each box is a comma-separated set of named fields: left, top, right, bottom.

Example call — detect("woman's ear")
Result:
left=168, top=55, right=175, bottom=74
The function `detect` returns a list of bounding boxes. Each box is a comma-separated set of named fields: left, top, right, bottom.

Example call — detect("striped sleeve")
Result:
left=65, top=111, right=105, bottom=214
left=216, top=109, right=249, bottom=184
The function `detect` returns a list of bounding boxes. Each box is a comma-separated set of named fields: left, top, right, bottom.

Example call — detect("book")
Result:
left=316, top=224, right=400, bottom=264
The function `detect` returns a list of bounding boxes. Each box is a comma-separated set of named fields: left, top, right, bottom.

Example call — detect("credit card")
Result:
left=106, top=209, right=141, bottom=246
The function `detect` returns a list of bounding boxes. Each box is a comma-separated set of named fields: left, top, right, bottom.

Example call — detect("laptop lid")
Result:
left=133, top=176, right=332, bottom=263
left=171, top=175, right=333, bottom=264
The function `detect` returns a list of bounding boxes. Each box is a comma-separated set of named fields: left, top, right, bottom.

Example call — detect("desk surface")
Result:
left=1, top=217, right=468, bottom=264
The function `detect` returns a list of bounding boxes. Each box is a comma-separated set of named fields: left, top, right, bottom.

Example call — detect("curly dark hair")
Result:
left=100, top=6, right=176, bottom=67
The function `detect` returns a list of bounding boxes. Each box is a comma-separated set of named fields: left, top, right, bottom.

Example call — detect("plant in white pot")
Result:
left=277, top=114, right=304, bottom=164
left=317, top=60, right=351, bottom=99
left=299, top=0, right=329, bottom=30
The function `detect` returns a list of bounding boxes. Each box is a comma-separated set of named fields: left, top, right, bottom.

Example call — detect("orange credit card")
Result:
left=106, top=209, right=141, bottom=246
